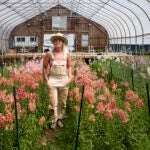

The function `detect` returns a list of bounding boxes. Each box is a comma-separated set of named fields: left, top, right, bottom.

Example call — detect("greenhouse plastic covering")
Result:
left=0, top=0, right=150, bottom=50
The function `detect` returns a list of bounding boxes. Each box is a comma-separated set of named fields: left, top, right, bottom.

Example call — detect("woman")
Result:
left=43, top=33, right=72, bottom=129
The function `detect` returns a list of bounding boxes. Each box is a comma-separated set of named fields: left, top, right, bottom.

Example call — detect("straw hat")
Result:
left=50, top=33, right=68, bottom=45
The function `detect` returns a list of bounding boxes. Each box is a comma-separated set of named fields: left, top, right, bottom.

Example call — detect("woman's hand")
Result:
left=67, top=76, right=73, bottom=85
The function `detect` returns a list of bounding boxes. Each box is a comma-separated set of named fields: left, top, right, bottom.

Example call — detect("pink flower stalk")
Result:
left=123, top=82, right=129, bottom=87
left=77, top=94, right=82, bottom=103
left=16, top=86, right=26, bottom=100
left=0, top=77, right=13, bottom=86
left=74, top=106, right=80, bottom=112
left=101, top=70, right=108, bottom=77
left=89, top=114, right=96, bottom=121
left=105, top=110, right=113, bottom=120
left=0, top=113, right=6, bottom=128
left=106, top=99, right=117, bottom=110
left=97, top=102, right=105, bottom=114
left=96, top=79, right=106, bottom=91
left=16, top=102, right=21, bottom=112
left=110, top=80, right=115, bottom=87
left=28, top=100, right=36, bottom=112
left=39, top=116, right=46, bottom=125
left=103, top=87, right=110, bottom=97
left=84, top=86, right=96, bottom=104
left=125, top=90, right=138, bottom=101
left=99, top=95, right=106, bottom=102
left=114, top=109, right=129, bottom=123
left=73, top=87, right=80, bottom=97
left=124, top=102, right=131, bottom=111
left=136, top=99, right=144, bottom=107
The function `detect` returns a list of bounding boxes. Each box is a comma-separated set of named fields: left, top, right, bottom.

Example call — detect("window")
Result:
left=81, top=34, right=89, bottom=47
left=17, top=37, right=21, bottom=42
left=30, top=37, right=36, bottom=42
left=22, top=37, right=25, bottom=42
left=52, top=16, right=67, bottom=30
left=16, top=37, right=25, bottom=42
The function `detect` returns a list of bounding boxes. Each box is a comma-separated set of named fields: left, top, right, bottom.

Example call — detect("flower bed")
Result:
left=0, top=57, right=150, bottom=149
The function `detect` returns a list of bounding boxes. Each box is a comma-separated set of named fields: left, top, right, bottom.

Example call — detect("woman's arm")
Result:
left=43, top=52, right=50, bottom=82
left=67, top=53, right=72, bottom=83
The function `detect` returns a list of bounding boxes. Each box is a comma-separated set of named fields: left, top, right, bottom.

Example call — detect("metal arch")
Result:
left=89, top=0, right=111, bottom=19
left=90, top=17, right=116, bottom=38
left=0, top=11, right=40, bottom=44
left=0, top=0, right=56, bottom=20
left=1, top=2, right=58, bottom=46
left=0, top=0, right=46, bottom=18
left=61, top=2, right=116, bottom=38
left=65, top=2, right=119, bottom=38
left=76, top=1, right=123, bottom=42
left=128, top=0, right=150, bottom=22
left=78, top=0, right=131, bottom=45
left=95, top=12, right=123, bottom=44
left=91, top=18, right=115, bottom=44
left=101, top=8, right=131, bottom=44
left=0, top=2, right=57, bottom=40
left=89, top=17, right=116, bottom=46
left=98, top=0, right=136, bottom=45
left=100, top=11, right=126, bottom=44
left=75, top=0, right=82, bottom=12
left=112, top=0, right=144, bottom=46
left=0, top=4, right=39, bottom=18
left=88, top=0, right=127, bottom=45
left=59, top=2, right=118, bottom=40
left=91, top=0, right=131, bottom=44
left=0, top=1, right=29, bottom=21
left=1, top=19, right=27, bottom=45
left=0, top=13, right=36, bottom=40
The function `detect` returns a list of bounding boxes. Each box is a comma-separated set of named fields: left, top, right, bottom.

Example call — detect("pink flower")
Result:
left=103, top=87, right=110, bottom=97
left=97, top=102, right=105, bottom=114
left=125, top=90, right=138, bottom=101
left=136, top=99, right=144, bottom=107
left=124, top=102, right=131, bottom=111
left=73, top=87, right=80, bottom=96
left=114, top=109, right=129, bottom=123
left=39, top=116, right=46, bottom=125
left=84, top=86, right=96, bottom=104
left=0, top=113, right=6, bottom=128
left=77, top=94, right=82, bottom=103
left=101, top=70, right=108, bottom=77
left=48, top=104, right=53, bottom=110
left=74, top=106, right=80, bottom=112
left=105, top=110, right=113, bottom=120
left=5, top=113, right=14, bottom=124
left=97, top=79, right=106, bottom=91
left=16, top=102, right=21, bottom=112
left=110, top=80, right=115, bottom=87
left=89, top=114, right=96, bottom=121
left=28, top=100, right=36, bottom=112
left=99, top=95, right=106, bottom=102
left=88, top=104, right=94, bottom=109
left=106, top=99, right=116, bottom=109
left=123, top=82, right=129, bottom=87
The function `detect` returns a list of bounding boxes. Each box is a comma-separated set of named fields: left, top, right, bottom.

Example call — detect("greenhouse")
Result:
left=0, top=0, right=150, bottom=150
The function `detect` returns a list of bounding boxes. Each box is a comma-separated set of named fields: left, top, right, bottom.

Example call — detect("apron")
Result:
left=47, top=50, right=68, bottom=87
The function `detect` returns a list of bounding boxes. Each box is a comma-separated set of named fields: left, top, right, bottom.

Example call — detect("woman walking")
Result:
left=43, top=33, right=72, bottom=129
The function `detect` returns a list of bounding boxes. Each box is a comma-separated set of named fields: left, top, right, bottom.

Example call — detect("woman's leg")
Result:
left=48, top=86, right=58, bottom=128
left=58, top=86, right=69, bottom=120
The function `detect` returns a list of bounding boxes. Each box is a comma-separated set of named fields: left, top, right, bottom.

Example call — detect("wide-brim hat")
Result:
left=50, top=33, right=68, bottom=45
